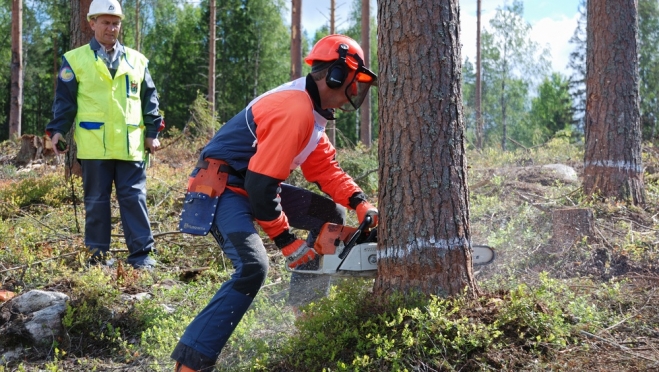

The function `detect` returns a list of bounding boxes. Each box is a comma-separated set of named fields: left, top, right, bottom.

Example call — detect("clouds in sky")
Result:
left=295, top=1, right=581, bottom=77
left=460, top=7, right=580, bottom=77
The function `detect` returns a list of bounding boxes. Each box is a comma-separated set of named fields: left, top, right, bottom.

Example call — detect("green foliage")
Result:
left=639, top=0, right=659, bottom=141
left=472, top=0, right=552, bottom=150
left=185, top=91, right=222, bottom=139
left=527, top=73, right=575, bottom=142
left=271, top=275, right=614, bottom=371
left=212, top=0, right=290, bottom=124
left=0, top=173, right=80, bottom=219
left=62, top=268, right=121, bottom=332
left=143, top=0, right=207, bottom=133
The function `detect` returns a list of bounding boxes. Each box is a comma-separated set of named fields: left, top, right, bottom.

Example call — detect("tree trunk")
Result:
left=10, top=0, right=23, bottom=141
left=327, top=0, right=337, bottom=146
left=70, top=0, right=94, bottom=48
left=290, top=0, right=302, bottom=80
left=135, top=0, right=140, bottom=51
left=375, top=0, right=478, bottom=298
left=209, top=0, right=216, bottom=115
left=584, top=0, right=644, bottom=204
left=475, top=0, right=483, bottom=150
left=359, top=0, right=371, bottom=147
left=64, top=0, right=93, bottom=178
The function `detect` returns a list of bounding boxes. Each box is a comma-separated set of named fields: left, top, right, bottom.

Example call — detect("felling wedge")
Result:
left=287, top=218, right=496, bottom=278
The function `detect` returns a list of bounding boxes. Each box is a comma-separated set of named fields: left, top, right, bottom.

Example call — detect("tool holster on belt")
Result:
left=179, top=158, right=232, bottom=236
left=187, top=158, right=231, bottom=197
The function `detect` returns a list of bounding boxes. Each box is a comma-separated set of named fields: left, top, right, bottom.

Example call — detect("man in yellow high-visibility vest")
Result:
left=46, top=0, right=164, bottom=270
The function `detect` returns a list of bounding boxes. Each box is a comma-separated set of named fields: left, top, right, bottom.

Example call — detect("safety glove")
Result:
left=356, top=201, right=379, bottom=228
left=281, top=239, right=318, bottom=269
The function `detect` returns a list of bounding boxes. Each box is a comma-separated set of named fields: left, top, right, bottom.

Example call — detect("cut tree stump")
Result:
left=550, top=208, right=594, bottom=253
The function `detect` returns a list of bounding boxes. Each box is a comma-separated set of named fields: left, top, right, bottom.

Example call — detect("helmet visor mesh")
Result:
left=341, top=66, right=378, bottom=111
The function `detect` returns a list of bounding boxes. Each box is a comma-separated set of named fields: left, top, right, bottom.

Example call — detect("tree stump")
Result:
left=550, top=208, right=594, bottom=252
left=13, top=134, right=42, bottom=167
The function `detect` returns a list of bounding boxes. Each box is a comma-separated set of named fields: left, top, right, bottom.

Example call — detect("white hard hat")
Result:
left=87, top=0, right=124, bottom=20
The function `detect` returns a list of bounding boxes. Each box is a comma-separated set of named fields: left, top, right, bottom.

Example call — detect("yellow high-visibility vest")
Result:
left=65, top=45, right=148, bottom=160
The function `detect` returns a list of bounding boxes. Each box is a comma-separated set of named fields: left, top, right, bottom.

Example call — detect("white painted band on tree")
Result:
left=377, top=237, right=468, bottom=259
left=584, top=160, right=642, bottom=173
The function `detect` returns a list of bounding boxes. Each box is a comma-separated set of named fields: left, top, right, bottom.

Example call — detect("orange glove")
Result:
left=281, top=239, right=318, bottom=269
left=356, top=201, right=378, bottom=228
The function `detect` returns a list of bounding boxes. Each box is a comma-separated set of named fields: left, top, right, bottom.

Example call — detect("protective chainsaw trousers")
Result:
left=171, top=183, right=345, bottom=370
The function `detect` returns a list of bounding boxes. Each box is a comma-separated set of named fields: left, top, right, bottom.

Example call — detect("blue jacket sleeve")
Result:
left=140, top=66, right=163, bottom=139
left=46, top=57, right=78, bottom=137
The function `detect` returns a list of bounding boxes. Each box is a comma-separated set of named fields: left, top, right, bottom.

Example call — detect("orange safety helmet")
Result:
left=305, top=34, right=365, bottom=70
left=305, top=34, right=377, bottom=111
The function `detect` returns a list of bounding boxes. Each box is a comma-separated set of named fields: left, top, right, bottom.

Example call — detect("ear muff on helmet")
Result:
left=325, top=44, right=349, bottom=89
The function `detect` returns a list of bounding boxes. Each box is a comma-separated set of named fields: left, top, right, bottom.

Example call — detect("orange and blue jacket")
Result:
left=196, top=74, right=368, bottom=246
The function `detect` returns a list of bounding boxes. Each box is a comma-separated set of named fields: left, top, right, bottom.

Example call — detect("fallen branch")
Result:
left=580, top=331, right=659, bottom=364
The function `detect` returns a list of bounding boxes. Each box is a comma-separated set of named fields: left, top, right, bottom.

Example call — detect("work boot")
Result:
left=174, top=362, right=198, bottom=372
left=131, top=255, right=157, bottom=271
left=87, top=248, right=115, bottom=268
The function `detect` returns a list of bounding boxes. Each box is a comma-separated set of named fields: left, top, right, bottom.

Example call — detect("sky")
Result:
left=296, top=0, right=582, bottom=77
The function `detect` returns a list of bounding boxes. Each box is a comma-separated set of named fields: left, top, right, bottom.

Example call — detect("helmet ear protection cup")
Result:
left=325, top=44, right=349, bottom=89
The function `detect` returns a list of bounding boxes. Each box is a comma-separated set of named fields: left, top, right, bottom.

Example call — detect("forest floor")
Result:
left=1, top=135, right=659, bottom=371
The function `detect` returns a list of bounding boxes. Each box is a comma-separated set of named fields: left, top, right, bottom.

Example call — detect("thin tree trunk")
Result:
left=359, top=0, right=371, bottom=147
left=583, top=0, right=644, bottom=204
left=10, top=0, right=23, bottom=141
left=53, top=33, right=58, bottom=93
left=209, top=0, right=216, bottom=116
left=290, top=0, right=302, bottom=80
left=376, top=0, right=478, bottom=298
left=327, top=0, right=337, bottom=146
left=135, top=0, right=140, bottom=51
left=475, top=0, right=483, bottom=149
left=501, top=75, right=506, bottom=151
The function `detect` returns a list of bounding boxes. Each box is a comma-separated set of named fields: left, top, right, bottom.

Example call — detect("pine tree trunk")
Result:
left=327, top=0, right=337, bottom=146
left=290, top=0, right=302, bottom=80
left=359, top=0, right=371, bottom=147
left=475, top=0, right=483, bottom=150
left=64, top=0, right=94, bottom=178
left=583, top=0, right=644, bottom=204
left=375, top=0, right=478, bottom=298
left=209, top=0, right=216, bottom=115
left=10, top=0, right=23, bottom=141
left=70, top=0, right=94, bottom=48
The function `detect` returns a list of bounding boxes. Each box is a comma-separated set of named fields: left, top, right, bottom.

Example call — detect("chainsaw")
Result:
left=288, top=216, right=496, bottom=278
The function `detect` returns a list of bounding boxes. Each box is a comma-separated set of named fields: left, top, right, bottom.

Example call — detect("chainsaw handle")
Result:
left=339, top=215, right=372, bottom=259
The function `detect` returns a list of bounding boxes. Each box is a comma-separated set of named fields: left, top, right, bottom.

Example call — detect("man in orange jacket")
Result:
left=173, top=34, right=379, bottom=372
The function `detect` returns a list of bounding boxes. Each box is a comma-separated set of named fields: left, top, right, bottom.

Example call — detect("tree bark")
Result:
left=10, top=0, right=23, bottom=141
left=475, top=0, right=483, bottom=150
left=70, top=0, right=94, bottom=49
left=327, top=0, right=336, bottom=146
left=209, top=0, right=216, bottom=115
left=359, top=0, right=371, bottom=147
left=290, top=0, right=302, bottom=80
left=584, top=0, right=644, bottom=205
left=64, top=0, right=93, bottom=178
left=375, top=0, right=478, bottom=298
left=135, top=0, right=140, bottom=51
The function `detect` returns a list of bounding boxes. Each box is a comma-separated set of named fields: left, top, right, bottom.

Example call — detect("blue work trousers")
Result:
left=81, top=159, right=155, bottom=266
left=171, top=184, right=345, bottom=370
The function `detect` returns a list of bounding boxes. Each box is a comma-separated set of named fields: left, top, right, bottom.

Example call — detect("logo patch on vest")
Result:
left=130, top=80, right=138, bottom=94
left=59, top=66, right=74, bottom=82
